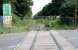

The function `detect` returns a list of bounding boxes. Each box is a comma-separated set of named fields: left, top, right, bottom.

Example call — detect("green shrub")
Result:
left=0, top=26, right=4, bottom=33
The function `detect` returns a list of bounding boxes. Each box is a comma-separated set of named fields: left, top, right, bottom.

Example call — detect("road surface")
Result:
left=57, top=29, right=78, bottom=49
left=0, top=30, right=77, bottom=50
left=15, top=30, right=76, bottom=50
left=0, top=32, right=27, bottom=50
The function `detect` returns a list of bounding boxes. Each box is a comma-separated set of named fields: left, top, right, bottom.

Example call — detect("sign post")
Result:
left=3, top=0, right=12, bottom=32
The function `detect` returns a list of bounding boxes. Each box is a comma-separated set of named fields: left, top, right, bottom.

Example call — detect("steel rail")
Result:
left=29, top=31, right=38, bottom=50
left=49, top=31, right=63, bottom=50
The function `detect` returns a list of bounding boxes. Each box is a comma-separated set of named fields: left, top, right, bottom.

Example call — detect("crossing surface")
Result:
left=15, top=31, right=59, bottom=50
left=0, top=26, right=77, bottom=50
left=15, top=30, right=76, bottom=50
left=31, top=31, right=59, bottom=50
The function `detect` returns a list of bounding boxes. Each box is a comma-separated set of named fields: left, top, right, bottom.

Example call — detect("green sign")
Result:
left=3, top=4, right=11, bottom=16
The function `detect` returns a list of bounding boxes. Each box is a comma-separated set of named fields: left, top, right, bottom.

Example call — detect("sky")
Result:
left=32, top=0, right=51, bottom=16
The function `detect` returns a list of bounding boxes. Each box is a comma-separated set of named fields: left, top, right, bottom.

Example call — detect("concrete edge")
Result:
left=50, top=30, right=77, bottom=50
left=14, top=31, right=37, bottom=50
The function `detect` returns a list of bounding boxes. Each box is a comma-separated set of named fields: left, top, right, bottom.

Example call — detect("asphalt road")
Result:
left=57, top=29, right=78, bottom=49
left=0, top=32, right=27, bottom=50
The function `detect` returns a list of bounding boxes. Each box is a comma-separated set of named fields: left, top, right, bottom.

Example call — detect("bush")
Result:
left=0, top=26, right=4, bottom=34
left=45, top=19, right=63, bottom=27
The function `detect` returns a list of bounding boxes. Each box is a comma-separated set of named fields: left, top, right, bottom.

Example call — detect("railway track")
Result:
left=29, top=31, right=38, bottom=50
left=29, top=31, right=60, bottom=50
left=15, top=30, right=76, bottom=50
left=50, top=31, right=62, bottom=50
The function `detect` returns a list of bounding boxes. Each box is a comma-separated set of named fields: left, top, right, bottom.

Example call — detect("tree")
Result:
left=34, top=0, right=78, bottom=24
left=0, top=0, right=3, bottom=16
left=60, top=0, right=78, bottom=16
left=60, top=0, right=78, bottom=25
left=11, top=0, right=33, bottom=19
left=34, top=0, right=64, bottom=17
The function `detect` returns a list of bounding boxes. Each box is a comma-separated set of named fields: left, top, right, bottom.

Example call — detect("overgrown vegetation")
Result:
left=9, top=14, right=34, bottom=33
left=45, top=19, right=75, bottom=30
left=0, top=0, right=33, bottom=33
left=33, top=0, right=78, bottom=29
left=7, top=0, right=33, bottom=33
left=34, top=0, right=78, bottom=25
left=0, top=0, right=78, bottom=33
left=34, top=16, right=76, bottom=30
